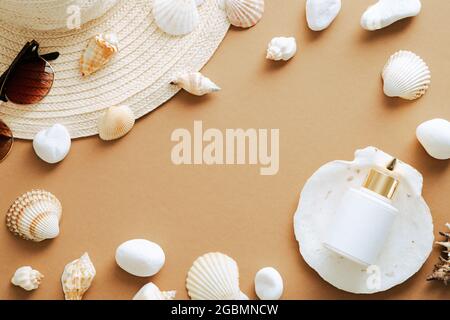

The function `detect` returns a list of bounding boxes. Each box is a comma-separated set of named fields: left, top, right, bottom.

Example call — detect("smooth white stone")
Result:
left=361, top=0, right=422, bottom=31
left=306, top=0, right=341, bottom=31
left=416, top=119, right=450, bottom=160
left=33, top=124, right=71, bottom=164
left=254, top=267, right=283, bottom=300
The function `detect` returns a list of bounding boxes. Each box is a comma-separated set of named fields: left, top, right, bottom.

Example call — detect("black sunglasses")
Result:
left=0, top=40, right=59, bottom=105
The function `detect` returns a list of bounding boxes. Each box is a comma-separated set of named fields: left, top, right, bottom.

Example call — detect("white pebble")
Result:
left=254, top=267, right=283, bottom=300
left=33, top=124, right=71, bottom=164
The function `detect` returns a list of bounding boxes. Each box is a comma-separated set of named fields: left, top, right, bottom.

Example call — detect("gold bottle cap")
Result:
left=363, top=159, right=399, bottom=200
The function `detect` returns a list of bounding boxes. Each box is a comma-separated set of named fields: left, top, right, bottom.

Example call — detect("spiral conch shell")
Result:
left=80, top=33, right=118, bottom=76
left=61, top=253, right=96, bottom=300
left=186, top=252, right=248, bottom=300
left=98, top=105, right=135, bottom=141
left=427, top=223, right=450, bottom=285
left=6, top=190, right=62, bottom=242
left=221, top=0, right=264, bottom=28
left=171, top=72, right=220, bottom=96
left=11, top=266, right=44, bottom=291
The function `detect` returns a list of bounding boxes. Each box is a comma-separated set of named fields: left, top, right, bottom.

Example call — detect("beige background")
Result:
left=1, top=0, right=450, bottom=300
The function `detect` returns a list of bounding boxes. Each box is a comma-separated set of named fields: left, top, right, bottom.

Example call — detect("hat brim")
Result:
left=0, top=0, right=230, bottom=139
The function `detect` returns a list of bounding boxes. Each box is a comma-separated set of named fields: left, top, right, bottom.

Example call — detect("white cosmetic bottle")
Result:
left=323, top=159, right=399, bottom=266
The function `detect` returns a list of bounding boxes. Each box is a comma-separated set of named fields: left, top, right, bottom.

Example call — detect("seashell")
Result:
left=186, top=252, right=248, bottom=300
left=115, top=239, right=165, bottom=277
left=133, top=282, right=176, bottom=300
left=33, top=124, right=71, bottom=164
left=416, top=119, right=450, bottom=160
left=98, top=105, right=135, bottom=141
left=361, top=0, right=422, bottom=31
left=254, top=267, right=283, bottom=300
left=11, top=266, right=44, bottom=291
left=382, top=50, right=431, bottom=100
left=153, top=0, right=200, bottom=36
left=6, top=190, right=62, bottom=242
left=306, top=0, right=341, bottom=31
left=61, top=253, right=96, bottom=300
left=221, top=0, right=264, bottom=28
left=171, top=72, right=220, bottom=96
left=427, top=223, right=450, bottom=285
left=196, top=0, right=204, bottom=6
left=80, top=33, right=118, bottom=76
left=266, top=37, right=297, bottom=61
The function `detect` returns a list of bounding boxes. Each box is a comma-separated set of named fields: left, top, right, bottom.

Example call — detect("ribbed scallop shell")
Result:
left=98, top=105, right=135, bottom=141
left=171, top=72, right=220, bottom=96
left=153, top=0, right=200, bottom=36
left=222, top=0, right=264, bottom=28
left=80, top=33, right=118, bottom=76
left=61, top=253, right=96, bottom=300
left=6, top=190, right=62, bottom=242
left=382, top=50, right=431, bottom=100
left=186, top=252, right=247, bottom=300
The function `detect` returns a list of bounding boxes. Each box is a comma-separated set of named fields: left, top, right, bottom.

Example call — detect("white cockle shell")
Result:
left=221, top=0, right=264, bottom=28
left=80, top=33, right=118, bottom=76
left=98, top=105, right=135, bottom=141
left=11, top=266, right=44, bottom=291
left=266, top=37, right=297, bottom=61
left=416, top=119, right=450, bottom=160
left=153, top=0, right=200, bottom=36
left=382, top=50, right=431, bottom=100
left=171, top=72, right=220, bottom=96
left=294, top=146, right=434, bottom=293
left=306, top=0, right=341, bottom=31
left=361, top=0, right=422, bottom=31
left=33, top=124, right=71, bottom=164
left=115, top=239, right=166, bottom=277
left=133, top=282, right=176, bottom=300
left=61, top=253, right=96, bottom=300
left=186, top=252, right=248, bottom=300
left=254, top=267, right=283, bottom=300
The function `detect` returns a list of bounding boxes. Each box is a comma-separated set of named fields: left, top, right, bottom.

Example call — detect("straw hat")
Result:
left=0, top=0, right=230, bottom=139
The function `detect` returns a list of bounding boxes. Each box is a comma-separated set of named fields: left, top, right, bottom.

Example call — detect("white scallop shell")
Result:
left=153, top=0, right=200, bottom=36
left=186, top=252, right=247, bottom=300
left=6, top=190, right=62, bottom=242
left=294, top=146, right=434, bottom=293
left=222, top=0, right=264, bottom=28
left=133, top=282, right=176, bottom=300
left=11, top=266, right=44, bottom=291
left=98, top=105, right=135, bottom=141
left=171, top=72, right=220, bottom=96
left=80, top=33, right=118, bottom=76
left=382, top=50, right=431, bottom=100
left=61, top=253, right=96, bottom=300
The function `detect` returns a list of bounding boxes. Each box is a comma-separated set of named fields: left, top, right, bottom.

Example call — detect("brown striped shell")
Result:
left=6, top=190, right=62, bottom=242
left=80, top=33, right=118, bottom=76
left=222, top=0, right=264, bottom=28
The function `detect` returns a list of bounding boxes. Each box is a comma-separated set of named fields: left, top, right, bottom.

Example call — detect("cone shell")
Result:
left=6, top=190, right=62, bottom=242
left=186, top=252, right=247, bottom=300
left=98, top=105, right=135, bottom=141
left=382, top=50, right=431, bottom=100
left=153, top=0, right=200, bottom=36
left=171, top=72, right=220, bottom=96
left=80, top=33, right=118, bottom=76
left=222, top=0, right=264, bottom=28
left=61, top=253, right=96, bottom=300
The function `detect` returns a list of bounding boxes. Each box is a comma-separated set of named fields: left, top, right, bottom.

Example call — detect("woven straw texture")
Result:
left=0, top=0, right=230, bottom=139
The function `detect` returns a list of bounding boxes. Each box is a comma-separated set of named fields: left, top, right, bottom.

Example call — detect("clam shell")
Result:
left=186, top=252, right=247, bottom=300
left=6, top=190, right=62, bottom=242
left=61, top=253, right=96, bottom=300
left=382, top=50, right=431, bottom=100
left=222, top=0, right=264, bottom=28
left=80, top=33, right=118, bottom=76
left=171, top=72, right=220, bottom=96
left=153, top=0, right=199, bottom=36
left=98, top=105, right=135, bottom=141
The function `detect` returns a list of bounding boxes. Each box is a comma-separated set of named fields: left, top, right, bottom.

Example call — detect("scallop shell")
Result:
left=6, top=190, right=62, bottom=242
left=171, top=72, right=220, bottom=96
left=153, top=0, right=200, bottom=36
left=11, top=266, right=44, bottom=291
left=61, top=253, right=96, bottom=300
left=98, top=105, right=135, bottom=141
left=80, top=33, right=118, bottom=76
left=221, top=0, right=264, bottom=28
left=133, top=282, right=176, bottom=300
left=382, top=50, right=431, bottom=100
left=186, top=252, right=247, bottom=300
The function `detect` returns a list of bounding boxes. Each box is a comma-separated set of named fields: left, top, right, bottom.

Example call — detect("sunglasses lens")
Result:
left=4, top=58, right=54, bottom=105
left=0, top=121, right=13, bottom=161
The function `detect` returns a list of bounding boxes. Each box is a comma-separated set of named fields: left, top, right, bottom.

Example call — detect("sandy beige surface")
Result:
left=1, top=0, right=450, bottom=300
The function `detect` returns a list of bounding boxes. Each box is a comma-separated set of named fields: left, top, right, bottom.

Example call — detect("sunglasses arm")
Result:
left=41, top=52, right=60, bottom=61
